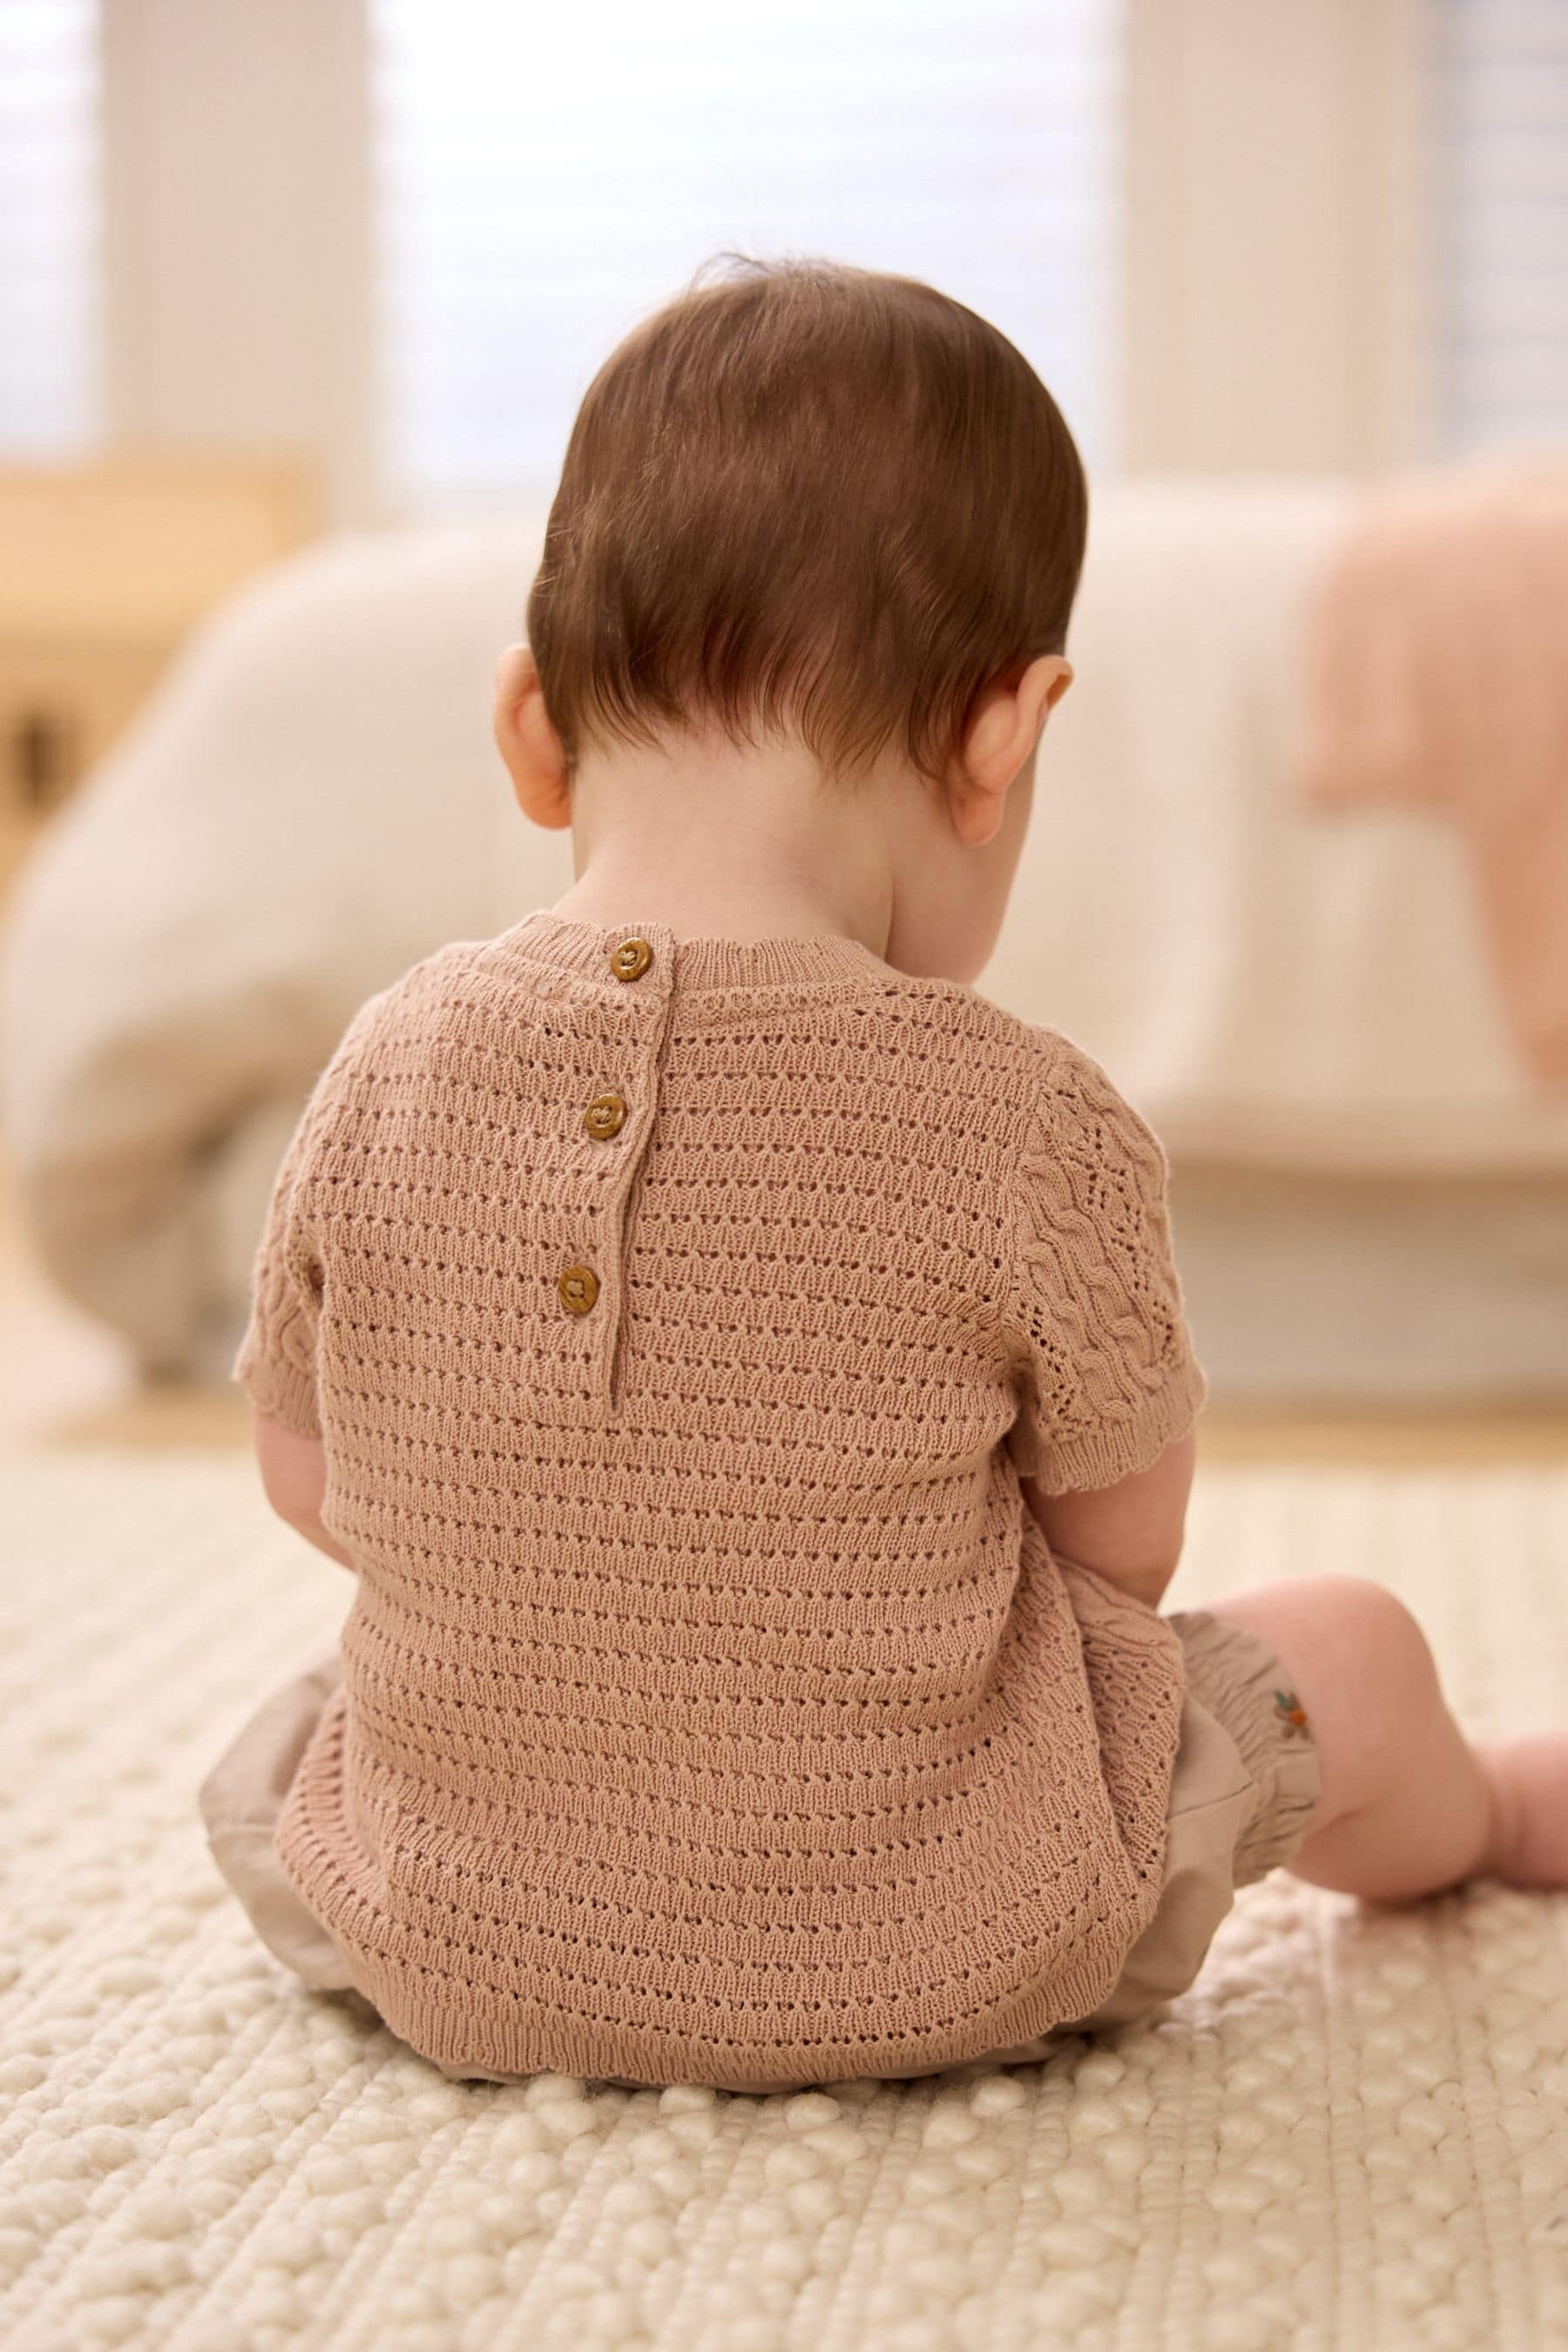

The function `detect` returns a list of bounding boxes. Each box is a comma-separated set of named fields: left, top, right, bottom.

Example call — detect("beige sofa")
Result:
left=5, top=483, right=1565, bottom=1402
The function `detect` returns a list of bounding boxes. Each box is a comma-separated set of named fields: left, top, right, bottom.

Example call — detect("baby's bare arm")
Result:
left=1021, top=1429, right=1196, bottom=1612
left=251, top=1409, right=355, bottom=1570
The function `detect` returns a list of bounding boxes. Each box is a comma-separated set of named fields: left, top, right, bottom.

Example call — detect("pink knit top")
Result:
left=234, top=909, right=1206, bottom=2089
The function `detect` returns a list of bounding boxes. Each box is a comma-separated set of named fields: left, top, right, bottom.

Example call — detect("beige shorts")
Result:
left=198, top=1608, right=1322, bottom=2084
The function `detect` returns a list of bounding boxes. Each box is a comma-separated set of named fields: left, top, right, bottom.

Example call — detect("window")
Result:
left=0, top=0, right=99, bottom=458
left=369, top=0, right=1122, bottom=513
left=1436, top=0, right=1568, bottom=451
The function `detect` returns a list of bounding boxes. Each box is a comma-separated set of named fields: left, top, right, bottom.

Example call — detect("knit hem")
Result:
left=233, top=1346, right=321, bottom=1438
left=274, top=1705, right=1174, bottom=2092
left=497, top=909, right=898, bottom=1001
left=1026, top=1356, right=1208, bottom=1497
left=337, top=1926, right=1151, bottom=2094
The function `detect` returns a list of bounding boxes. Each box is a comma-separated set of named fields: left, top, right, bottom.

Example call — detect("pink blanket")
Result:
left=1299, top=457, right=1568, bottom=1087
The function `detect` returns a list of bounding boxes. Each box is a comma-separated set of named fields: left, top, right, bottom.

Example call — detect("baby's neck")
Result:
left=550, top=727, right=899, bottom=953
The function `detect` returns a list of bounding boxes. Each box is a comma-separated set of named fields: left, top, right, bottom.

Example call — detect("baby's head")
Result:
left=495, top=255, right=1087, bottom=983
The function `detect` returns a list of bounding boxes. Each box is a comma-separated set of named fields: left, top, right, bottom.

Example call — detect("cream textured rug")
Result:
left=3, top=1450, right=1566, bottom=2352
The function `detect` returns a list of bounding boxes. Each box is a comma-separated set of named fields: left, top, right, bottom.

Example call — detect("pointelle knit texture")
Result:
left=232, top=907, right=1207, bottom=2090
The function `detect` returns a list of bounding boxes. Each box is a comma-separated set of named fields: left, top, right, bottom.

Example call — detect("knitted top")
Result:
left=234, top=908, right=1206, bottom=2090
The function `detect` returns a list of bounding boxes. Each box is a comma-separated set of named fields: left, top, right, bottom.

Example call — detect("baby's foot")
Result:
left=1476, top=1735, right=1568, bottom=1889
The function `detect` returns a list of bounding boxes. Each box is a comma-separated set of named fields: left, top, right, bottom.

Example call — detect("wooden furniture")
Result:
left=0, top=451, right=318, bottom=889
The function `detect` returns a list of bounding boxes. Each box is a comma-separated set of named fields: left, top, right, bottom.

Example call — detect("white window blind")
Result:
left=370, top=0, right=1121, bottom=513
left=1437, top=0, right=1568, bottom=452
left=0, top=0, right=99, bottom=458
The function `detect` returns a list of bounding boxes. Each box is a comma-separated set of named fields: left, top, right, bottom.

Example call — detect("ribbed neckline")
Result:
left=501, top=906, right=898, bottom=996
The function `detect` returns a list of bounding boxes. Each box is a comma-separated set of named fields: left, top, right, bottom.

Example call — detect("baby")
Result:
left=200, top=257, right=1568, bottom=2095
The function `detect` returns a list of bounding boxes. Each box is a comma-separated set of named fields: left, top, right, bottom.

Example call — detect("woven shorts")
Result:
left=197, top=1608, right=1322, bottom=2079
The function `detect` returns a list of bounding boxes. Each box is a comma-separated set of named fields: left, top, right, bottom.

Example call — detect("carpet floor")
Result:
left=2, top=1450, right=1565, bottom=2352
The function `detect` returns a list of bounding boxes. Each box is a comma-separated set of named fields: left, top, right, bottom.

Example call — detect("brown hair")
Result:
left=524, top=254, right=1088, bottom=791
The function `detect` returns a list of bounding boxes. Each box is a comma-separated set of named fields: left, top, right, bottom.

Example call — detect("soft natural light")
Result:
left=0, top=0, right=98, bottom=457
left=1439, top=0, right=1568, bottom=450
left=369, top=0, right=1121, bottom=513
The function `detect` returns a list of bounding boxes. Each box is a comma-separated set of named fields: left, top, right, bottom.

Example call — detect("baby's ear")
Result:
left=963, top=655, right=1073, bottom=798
left=494, top=644, right=571, bottom=829
left=1032, top=656, right=1074, bottom=731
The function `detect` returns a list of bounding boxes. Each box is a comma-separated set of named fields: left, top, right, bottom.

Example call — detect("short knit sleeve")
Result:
left=232, top=997, right=384, bottom=1438
left=1004, top=1035, right=1206, bottom=1495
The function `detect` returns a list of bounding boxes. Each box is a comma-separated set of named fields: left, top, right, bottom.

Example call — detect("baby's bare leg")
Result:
left=1204, top=1573, right=1568, bottom=1900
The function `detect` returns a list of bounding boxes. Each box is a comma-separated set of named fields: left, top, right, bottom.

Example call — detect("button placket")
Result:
left=608, top=935, right=653, bottom=983
left=558, top=1263, right=599, bottom=1314
left=584, top=1091, right=626, bottom=1140
left=552, top=930, right=676, bottom=1416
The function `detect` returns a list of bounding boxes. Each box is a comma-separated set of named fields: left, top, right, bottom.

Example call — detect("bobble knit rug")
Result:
left=2, top=1449, right=1566, bottom=2352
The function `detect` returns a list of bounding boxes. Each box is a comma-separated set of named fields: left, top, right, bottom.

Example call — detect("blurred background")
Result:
left=0, top=0, right=1565, bottom=1455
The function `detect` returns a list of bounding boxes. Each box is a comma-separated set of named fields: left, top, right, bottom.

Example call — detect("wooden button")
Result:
left=584, top=1091, right=626, bottom=1140
left=558, top=1263, right=599, bottom=1315
left=608, top=936, right=653, bottom=982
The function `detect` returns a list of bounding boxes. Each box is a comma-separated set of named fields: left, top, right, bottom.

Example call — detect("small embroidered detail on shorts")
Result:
left=1274, top=1688, right=1311, bottom=1734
